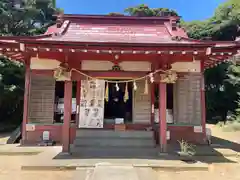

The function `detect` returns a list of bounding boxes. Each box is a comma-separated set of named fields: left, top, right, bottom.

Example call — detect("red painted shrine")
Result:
left=0, top=14, right=239, bottom=153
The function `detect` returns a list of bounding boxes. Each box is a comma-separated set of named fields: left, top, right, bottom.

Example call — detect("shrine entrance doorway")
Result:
left=104, top=81, right=133, bottom=124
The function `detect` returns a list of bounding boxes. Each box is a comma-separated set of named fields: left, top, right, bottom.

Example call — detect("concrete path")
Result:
left=91, top=165, right=139, bottom=180
left=73, top=164, right=158, bottom=180
left=0, top=145, right=209, bottom=172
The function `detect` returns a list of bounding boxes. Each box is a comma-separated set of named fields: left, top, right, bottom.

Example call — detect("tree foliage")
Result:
left=182, top=0, right=240, bottom=122
left=182, top=0, right=240, bottom=40
left=0, top=0, right=59, bottom=125
left=0, top=58, right=24, bottom=124
left=124, top=4, right=178, bottom=17
left=0, top=0, right=60, bottom=36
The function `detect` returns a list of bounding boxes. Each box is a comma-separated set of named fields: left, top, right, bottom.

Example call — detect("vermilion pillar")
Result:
left=200, top=61, right=206, bottom=141
left=151, top=83, right=157, bottom=143
left=76, top=81, right=81, bottom=127
left=159, top=82, right=167, bottom=152
left=62, top=81, right=72, bottom=153
left=151, top=83, right=155, bottom=126
left=21, top=58, right=30, bottom=144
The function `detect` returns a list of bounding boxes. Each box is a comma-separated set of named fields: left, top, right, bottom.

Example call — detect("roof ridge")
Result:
left=59, top=14, right=180, bottom=21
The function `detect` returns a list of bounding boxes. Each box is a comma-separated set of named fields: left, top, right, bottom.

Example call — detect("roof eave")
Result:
left=17, top=39, right=216, bottom=48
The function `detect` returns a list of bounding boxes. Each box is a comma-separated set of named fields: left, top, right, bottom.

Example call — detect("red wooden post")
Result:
left=21, top=58, right=31, bottom=144
left=151, top=83, right=157, bottom=144
left=151, top=83, right=155, bottom=126
left=62, top=81, right=72, bottom=153
left=200, top=61, right=206, bottom=141
left=159, top=82, right=167, bottom=152
left=75, top=81, right=81, bottom=127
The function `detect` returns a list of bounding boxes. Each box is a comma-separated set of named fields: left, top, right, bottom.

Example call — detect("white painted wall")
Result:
left=81, top=60, right=151, bottom=71
left=30, top=58, right=201, bottom=73
left=171, top=61, right=201, bottom=72
left=81, top=60, right=114, bottom=71
left=30, top=58, right=60, bottom=70
left=119, top=61, right=151, bottom=71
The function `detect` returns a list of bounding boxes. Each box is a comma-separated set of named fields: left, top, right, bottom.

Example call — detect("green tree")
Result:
left=182, top=0, right=240, bottom=40
left=124, top=4, right=178, bottom=17
left=0, top=0, right=60, bottom=126
left=0, top=58, right=24, bottom=125
left=182, top=0, right=240, bottom=122
left=0, top=0, right=60, bottom=36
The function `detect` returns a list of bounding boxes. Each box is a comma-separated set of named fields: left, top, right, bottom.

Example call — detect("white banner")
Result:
left=79, top=79, right=105, bottom=128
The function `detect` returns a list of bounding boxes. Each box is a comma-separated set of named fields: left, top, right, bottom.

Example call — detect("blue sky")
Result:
left=57, top=0, right=226, bottom=21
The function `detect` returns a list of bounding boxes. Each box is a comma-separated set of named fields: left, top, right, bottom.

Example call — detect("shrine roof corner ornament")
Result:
left=0, top=14, right=239, bottom=70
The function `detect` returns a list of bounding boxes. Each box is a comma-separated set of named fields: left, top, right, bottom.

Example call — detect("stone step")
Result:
left=70, top=146, right=158, bottom=158
left=76, top=130, right=153, bottom=139
left=73, top=138, right=155, bottom=147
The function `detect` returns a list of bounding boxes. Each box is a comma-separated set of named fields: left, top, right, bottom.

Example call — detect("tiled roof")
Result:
left=44, top=23, right=174, bottom=43
left=40, top=15, right=191, bottom=44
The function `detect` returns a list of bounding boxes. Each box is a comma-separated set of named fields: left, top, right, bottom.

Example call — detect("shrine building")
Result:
left=0, top=14, right=239, bottom=154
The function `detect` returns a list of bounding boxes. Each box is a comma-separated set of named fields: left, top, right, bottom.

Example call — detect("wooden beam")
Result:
left=71, top=70, right=149, bottom=80
left=30, top=69, right=152, bottom=80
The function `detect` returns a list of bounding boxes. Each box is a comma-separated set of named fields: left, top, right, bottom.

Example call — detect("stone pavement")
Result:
left=18, top=146, right=208, bottom=172
left=0, top=144, right=209, bottom=172
left=72, top=163, right=159, bottom=180
left=0, top=143, right=239, bottom=180
left=0, top=142, right=239, bottom=171
left=87, top=165, right=140, bottom=180
left=0, top=144, right=208, bottom=180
